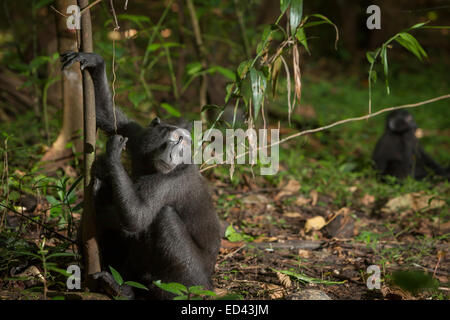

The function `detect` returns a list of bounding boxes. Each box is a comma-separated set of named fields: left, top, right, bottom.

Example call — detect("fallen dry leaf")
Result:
left=275, top=179, right=301, bottom=201
left=276, top=271, right=292, bottom=288
left=361, top=194, right=376, bottom=206
left=295, top=196, right=311, bottom=206
left=310, top=190, right=319, bottom=206
left=383, top=192, right=445, bottom=213
left=298, top=249, right=311, bottom=259
left=254, top=236, right=278, bottom=243
left=242, top=194, right=269, bottom=205
left=283, top=212, right=302, bottom=219
left=304, top=216, right=326, bottom=233
left=263, top=283, right=285, bottom=299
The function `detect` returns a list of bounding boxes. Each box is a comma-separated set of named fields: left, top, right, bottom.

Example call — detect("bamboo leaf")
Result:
left=280, top=0, right=291, bottom=14
left=161, top=103, right=181, bottom=117
left=308, top=14, right=339, bottom=49
left=124, top=281, right=149, bottom=290
left=271, top=57, right=283, bottom=98
left=366, top=51, right=376, bottom=64
left=289, top=0, right=303, bottom=34
left=250, top=67, right=267, bottom=120
left=154, top=280, right=187, bottom=296
left=295, top=27, right=310, bottom=54
left=237, top=60, right=252, bottom=79
left=381, top=46, right=390, bottom=95
left=109, top=266, right=124, bottom=286
left=395, top=32, right=428, bottom=61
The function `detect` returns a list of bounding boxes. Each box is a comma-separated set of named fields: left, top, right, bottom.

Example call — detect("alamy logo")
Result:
left=366, top=265, right=381, bottom=289
left=66, top=5, right=81, bottom=30
left=66, top=264, right=81, bottom=290
left=366, top=5, right=381, bottom=30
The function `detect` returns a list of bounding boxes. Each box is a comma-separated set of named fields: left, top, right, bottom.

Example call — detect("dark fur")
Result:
left=61, top=52, right=221, bottom=299
left=372, top=110, right=448, bottom=180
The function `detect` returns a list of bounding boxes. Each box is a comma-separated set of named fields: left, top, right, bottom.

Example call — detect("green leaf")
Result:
left=225, top=225, right=245, bottom=242
left=391, top=270, right=438, bottom=294
left=186, top=62, right=203, bottom=75
left=15, top=251, right=41, bottom=260
left=207, top=66, right=236, bottom=81
left=295, top=27, right=310, bottom=54
left=160, top=103, right=181, bottom=117
left=128, top=91, right=147, bottom=108
left=116, top=14, right=150, bottom=28
left=249, top=67, right=267, bottom=120
left=66, top=175, right=83, bottom=202
left=380, top=46, right=390, bottom=94
left=109, top=266, right=124, bottom=286
left=46, top=195, right=59, bottom=206
left=273, top=268, right=346, bottom=285
left=369, top=70, right=377, bottom=83
left=147, top=42, right=181, bottom=52
left=46, top=252, right=77, bottom=260
left=201, top=104, right=222, bottom=113
left=408, top=22, right=428, bottom=30
left=29, top=56, right=51, bottom=70
left=47, top=266, right=71, bottom=277
left=237, top=60, right=252, bottom=79
left=189, top=286, right=217, bottom=297
left=280, top=0, right=291, bottom=14
left=257, top=26, right=273, bottom=55
left=366, top=51, right=376, bottom=64
left=34, top=0, right=55, bottom=10
left=153, top=281, right=188, bottom=296
left=289, top=0, right=303, bottom=34
left=71, top=201, right=84, bottom=212
left=271, top=57, right=283, bottom=98
left=124, top=281, right=149, bottom=290
left=225, top=83, right=236, bottom=104
left=395, top=32, right=428, bottom=61
left=307, top=14, right=339, bottom=49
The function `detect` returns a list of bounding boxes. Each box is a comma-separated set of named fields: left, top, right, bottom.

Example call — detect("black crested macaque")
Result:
left=60, top=52, right=221, bottom=299
left=372, top=109, right=448, bottom=180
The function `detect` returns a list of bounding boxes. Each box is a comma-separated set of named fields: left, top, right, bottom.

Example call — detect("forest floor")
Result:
left=0, top=66, right=449, bottom=300
left=211, top=171, right=449, bottom=300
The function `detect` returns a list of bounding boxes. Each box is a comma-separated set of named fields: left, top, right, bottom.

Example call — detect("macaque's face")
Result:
left=387, top=110, right=417, bottom=133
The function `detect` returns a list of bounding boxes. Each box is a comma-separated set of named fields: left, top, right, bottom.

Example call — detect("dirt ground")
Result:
left=210, top=176, right=450, bottom=300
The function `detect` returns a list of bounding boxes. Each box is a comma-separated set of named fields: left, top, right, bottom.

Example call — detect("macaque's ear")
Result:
left=149, top=117, right=161, bottom=127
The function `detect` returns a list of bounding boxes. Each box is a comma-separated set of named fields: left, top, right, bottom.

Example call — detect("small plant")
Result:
left=272, top=268, right=345, bottom=285
left=154, top=280, right=217, bottom=300
left=225, top=224, right=255, bottom=242
left=154, top=280, right=242, bottom=300
left=16, top=238, right=77, bottom=299
left=109, top=266, right=149, bottom=299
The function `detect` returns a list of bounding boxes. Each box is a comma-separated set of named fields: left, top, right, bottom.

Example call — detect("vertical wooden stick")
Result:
left=78, top=0, right=100, bottom=290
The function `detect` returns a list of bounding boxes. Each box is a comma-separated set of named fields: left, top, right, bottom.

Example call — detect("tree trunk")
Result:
left=41, top=0, right=83, bottom=171
left=78, top=0, right=101, bottom=291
